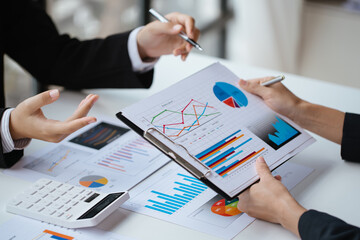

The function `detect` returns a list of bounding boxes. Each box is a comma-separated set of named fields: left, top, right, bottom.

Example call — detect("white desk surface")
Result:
left=1, top=53, right=360, bottom=240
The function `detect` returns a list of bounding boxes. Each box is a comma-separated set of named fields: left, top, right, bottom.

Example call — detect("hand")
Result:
left=237, top=157, right=306, bottom=237
left=137, top=12, right=200, bottom=61
left=10, top=89, right=98, bottom=142
left=239, top=78, right=304, bottom=121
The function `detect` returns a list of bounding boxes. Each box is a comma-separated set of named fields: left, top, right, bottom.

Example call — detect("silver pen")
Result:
left=149, top=8, right=203, bottom=51
left=261, top=75, right=285, bottom=86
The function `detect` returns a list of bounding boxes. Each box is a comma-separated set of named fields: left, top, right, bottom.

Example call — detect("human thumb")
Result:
left=255, top=156, right=272, bottom=179
left=239, top=78, right=270, bottom=98
left=22, top=89, right=60, bottom=113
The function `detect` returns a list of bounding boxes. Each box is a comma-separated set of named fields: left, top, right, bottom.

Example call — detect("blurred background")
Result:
left=4, top=0, right=360, bottom=106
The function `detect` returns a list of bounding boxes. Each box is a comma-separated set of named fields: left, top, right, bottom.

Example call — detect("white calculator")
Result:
left=6, top=179, right=129, bottom=228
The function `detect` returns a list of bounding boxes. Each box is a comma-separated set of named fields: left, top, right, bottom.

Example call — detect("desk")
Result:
left=1, top=53, right=360, bottom=240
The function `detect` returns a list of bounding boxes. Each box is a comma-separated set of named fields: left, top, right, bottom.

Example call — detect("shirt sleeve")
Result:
left=127, top=27, right=158, bottom=73
left=341, top=113, right=360, bottom=163
left=299, top=210, right=360, bottom=240
left=1, top=108, right=31, bottom=153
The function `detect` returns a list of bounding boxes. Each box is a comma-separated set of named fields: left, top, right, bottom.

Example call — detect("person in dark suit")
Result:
left=236, top=78, right=360, bottom=239
left=0, top=0, right=200, bottom=168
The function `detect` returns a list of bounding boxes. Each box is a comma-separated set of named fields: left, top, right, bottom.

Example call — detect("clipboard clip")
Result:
left=144, top=127, right=211, bottom=179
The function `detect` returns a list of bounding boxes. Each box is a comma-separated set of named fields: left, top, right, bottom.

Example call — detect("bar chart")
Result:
left=93, top=136, right=162, bottom=175
left=144, top=173, right=208, bottom=215
left=195, top=130, right=265, bottom=177
left=34, top=229, right=74, bottom=240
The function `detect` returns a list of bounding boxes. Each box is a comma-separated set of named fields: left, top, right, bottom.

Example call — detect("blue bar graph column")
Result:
left=144, top=173, right=208, bottom=215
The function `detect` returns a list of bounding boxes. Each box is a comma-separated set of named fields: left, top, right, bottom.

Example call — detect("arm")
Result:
left=237, top=157, right=360, bottom=239
left=4, top=1, right=199, bottom=89
left=239, top=79, right=345, bottom=144
left=0, top=90, right=98, bottom=168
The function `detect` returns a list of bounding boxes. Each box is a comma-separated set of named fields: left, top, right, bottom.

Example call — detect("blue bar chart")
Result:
left=145, top=173, right=208, bottom=215
left=195, top=129, right=264, bottom=177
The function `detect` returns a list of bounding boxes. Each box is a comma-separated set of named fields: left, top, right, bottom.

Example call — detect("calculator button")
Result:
left=61, top=213, right=73, bottom=220
left=8, top=199, right=22, bottom=206
left=32, top=205, right=45, bottom=212
left=56, top=212, right=64, bottom=218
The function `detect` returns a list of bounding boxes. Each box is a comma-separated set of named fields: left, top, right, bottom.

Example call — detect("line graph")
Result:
left=24, top=145, right=91, bottom=177
left=149, top=99, right=221, bottom=138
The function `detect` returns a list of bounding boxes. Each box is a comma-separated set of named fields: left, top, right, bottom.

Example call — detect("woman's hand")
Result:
left=239, top=78, right=304, bottom=122
left=237, top=157, right=306, bottom=237
left=137, top=12, right=200, bottom=61
left=10, top=89, right=98, bottom=142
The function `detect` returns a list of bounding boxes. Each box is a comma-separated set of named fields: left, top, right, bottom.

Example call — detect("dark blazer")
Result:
left=298, top=113, right=360, bottom=239
left=0, top=0, right=153, bottom=168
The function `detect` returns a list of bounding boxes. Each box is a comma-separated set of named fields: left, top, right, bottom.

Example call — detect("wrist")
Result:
left=278, top=196, right=307, bottom=237
left=290, top=100, right=312, bottom=127
left=136, top=29, right=157, bottom=62
left=9, top=110, right=24, bottom=140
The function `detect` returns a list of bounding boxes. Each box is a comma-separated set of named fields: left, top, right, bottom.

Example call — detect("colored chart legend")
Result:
left=211, top=198, right=242, bottom=217
left=145, top=173, right=208, bottom=215
left=79, top=175, right=108, bottom=188
left=196, top=130, right=265, bottom=177
left=150, top=99, right=221, bottom=138
left=213, top=82, right=248, bottom=108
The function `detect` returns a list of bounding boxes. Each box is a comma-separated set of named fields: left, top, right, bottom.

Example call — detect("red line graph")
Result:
left=151, top=99, right=220, bottom=138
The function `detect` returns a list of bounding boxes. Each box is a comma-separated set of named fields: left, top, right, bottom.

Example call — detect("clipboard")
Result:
left=115, top=63, right=315, bottom=200
left=116, top=112, right=236, bottom=200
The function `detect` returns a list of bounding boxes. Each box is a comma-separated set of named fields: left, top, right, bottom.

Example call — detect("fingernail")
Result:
left=239, top=79, right=247, bottom=86
left=49, top=89, right=59, bottom=99
left=257, top=157, right=265, bottom=163
left=173, top=24, right=182, bottom=31
left=88, top=119, right=96, bottom=124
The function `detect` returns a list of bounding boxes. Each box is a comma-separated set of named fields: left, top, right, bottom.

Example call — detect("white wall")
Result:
left=299, top=2, right=360, bottom=88
left=227, top=1, right=360, bottom=89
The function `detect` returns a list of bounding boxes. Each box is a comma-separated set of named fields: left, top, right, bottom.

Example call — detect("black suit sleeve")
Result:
left=3, top=0, right=153, bottom=90
left=341, top=113, right=360, bottom=163
left=298, top=113, right=360, bottom=239
left=299, top=210, right=360, bottom=240
left=0, top=108, right=24, bottom=168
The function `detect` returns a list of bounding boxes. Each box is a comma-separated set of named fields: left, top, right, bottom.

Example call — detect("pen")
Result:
left=149, top=8, right=203, bottom=51
left=261, top=75, right=285, bottom=86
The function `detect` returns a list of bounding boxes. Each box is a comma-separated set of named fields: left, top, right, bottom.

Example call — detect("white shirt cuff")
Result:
left=1, top=108, right=31, bottom=153
left=128, top=27, right=158, bottom=73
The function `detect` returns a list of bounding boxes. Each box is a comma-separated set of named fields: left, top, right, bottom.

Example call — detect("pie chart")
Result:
left=211, top=198, right=242, bottom=216
left=213, top=82, right=248, bottom=108
left=79, top=175, right=108, bottom=188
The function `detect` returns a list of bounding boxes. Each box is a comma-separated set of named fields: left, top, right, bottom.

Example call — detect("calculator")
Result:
left=6, top=179, right=129, bottom=228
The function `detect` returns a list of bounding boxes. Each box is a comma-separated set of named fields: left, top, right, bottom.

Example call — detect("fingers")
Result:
left=67, top=94, right=98, bottom=121
left=274, top=175, right=282, bottom=181
left=166, top=12, right=197, bottom=39
left=149, top=21, right=184, bottom=35
left=255, top=157, right=272, bottom=179
left=43, top=116, right=97, bottom=142
left=20, top=89, right=60, bottom=114
left=239, top=77, right=274, bottom=97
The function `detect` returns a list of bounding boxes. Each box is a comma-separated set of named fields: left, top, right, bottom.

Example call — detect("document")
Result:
left=5, top=117, right=170, bottom=192
left=119, top=63, right=315, bottom=198
left=121, top=161, right=313, bottom=240
left=0, top=216, right=134, bottom=240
